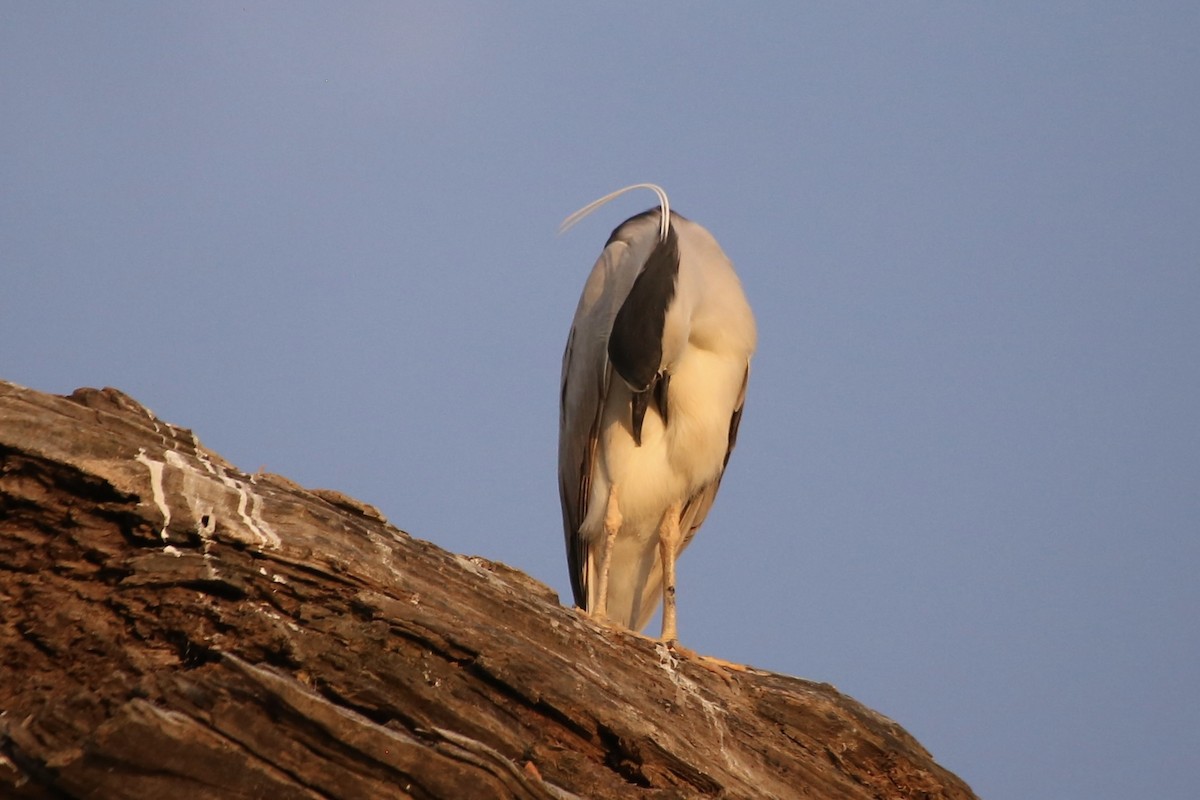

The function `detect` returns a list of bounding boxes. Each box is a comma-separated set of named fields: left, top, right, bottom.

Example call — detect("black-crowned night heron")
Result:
left=558, top=184, right=756, bottom=642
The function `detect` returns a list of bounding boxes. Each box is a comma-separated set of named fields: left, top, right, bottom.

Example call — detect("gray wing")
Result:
left=558, top=212, right=664, bottom=608
left=558, top=321, right=607, bottom=608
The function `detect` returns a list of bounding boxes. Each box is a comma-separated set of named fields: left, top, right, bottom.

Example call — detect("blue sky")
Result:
left=3, top=4, right=1198, bottom=798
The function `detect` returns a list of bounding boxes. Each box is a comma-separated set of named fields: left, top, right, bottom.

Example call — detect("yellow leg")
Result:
left=658, top=500, right=683, bottom=642
left=594, top=484, right=622, bottom=619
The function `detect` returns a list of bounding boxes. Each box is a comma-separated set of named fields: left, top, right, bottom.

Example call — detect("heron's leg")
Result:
left=657, top=500, right=684, bottom=642
left=594, top=484, right=622, bottom=618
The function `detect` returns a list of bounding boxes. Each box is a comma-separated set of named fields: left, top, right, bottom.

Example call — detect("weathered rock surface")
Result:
left=0, top=380, right=977, bottom=799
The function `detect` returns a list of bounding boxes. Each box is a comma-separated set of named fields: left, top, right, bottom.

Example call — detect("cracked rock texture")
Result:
left=0, top=381, right=977, bottom=799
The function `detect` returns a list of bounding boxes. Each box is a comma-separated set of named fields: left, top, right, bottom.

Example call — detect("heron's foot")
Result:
left=579, top=606, right=625, bottom=633
left=662, top=638, right=710, bottom=655
left=662, top=641, right=748, bottom=685
left=696, top=654, right=750, bottom=673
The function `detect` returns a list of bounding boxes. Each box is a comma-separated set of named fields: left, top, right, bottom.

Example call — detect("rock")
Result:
left=0, top=381, right=977, bottom=799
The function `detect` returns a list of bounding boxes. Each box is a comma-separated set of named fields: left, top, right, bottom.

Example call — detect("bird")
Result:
left=557, top=183, right=756, bottom=642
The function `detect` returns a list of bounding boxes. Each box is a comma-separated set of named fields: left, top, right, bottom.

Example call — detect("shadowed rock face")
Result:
left=0, top=381, right=977, bottom=800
